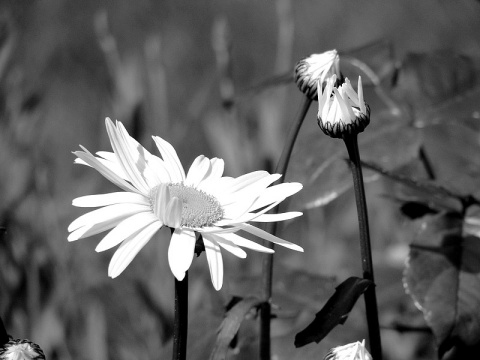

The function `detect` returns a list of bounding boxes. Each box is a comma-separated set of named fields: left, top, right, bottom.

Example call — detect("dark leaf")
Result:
left=209, top=296, right=261, bottom=360
left=392, top=51, right=478, bottom=109
left=294, top=277, right=373, bottom=348
left=287, top=109, right=419, bottom=209
left=400, top=201, right=438, bottom=219
left=403, top=213, right=480, bottom=357
left=362, top=160, right=463, bottom=212
left=415, top=87, right=480, bottom=128
left=419, top=121, right=480, bottom=197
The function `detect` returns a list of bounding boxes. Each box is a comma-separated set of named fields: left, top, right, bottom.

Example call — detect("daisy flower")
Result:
left=68, top=118, right=303, bottom=290
left=0, top=339, right=45, bottom=360
left=317, top=75, right=370, bottom=138
left=294, top=49, right=341, bottom=100
left=324, top=340, right=372, bottom=360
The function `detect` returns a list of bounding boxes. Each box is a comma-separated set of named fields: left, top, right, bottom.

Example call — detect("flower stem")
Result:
left=0, top=315, right=9, bottom=346
left=172, top=273, right=188, bottom=360
left=343, top=134, right=382, bottom=360
left=260, top=97, right=312, bottom=360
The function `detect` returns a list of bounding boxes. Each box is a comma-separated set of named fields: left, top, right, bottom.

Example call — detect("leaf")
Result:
left=419, top=121, right=480, bottom=197
left=209, top=296, right=261, bottom=360
left=294, top=277, right=373, bottom=348
left=361, top=160, right=463, bottom=212
left=392, top=51, right=478, bottom=110
left=287, top=109, right=420, bottom=209
left=415, top=87, right=480, bottom=128
left=400, top=201, right=438, bottom=219
left=403, top=212, right=480, bottom=357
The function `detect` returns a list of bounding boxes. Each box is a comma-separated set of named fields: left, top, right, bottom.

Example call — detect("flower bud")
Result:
left=0, top=339, right=45, bottom=360
left=294, top=50, right=341, bottom=100
left=324, top=340, right=372, bottom=360
left=317, top=75, right=370, bottom=138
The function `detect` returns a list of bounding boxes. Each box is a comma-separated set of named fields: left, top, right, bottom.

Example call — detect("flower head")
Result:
left=294, top=50, right=341, bottom=100
left=68, top=118, right=303, bottom=290
left=324, top=340, right=372, bottom=360
left=317, top=75, right=370, bottom=138
left=0, top=339, right=45, bottom=360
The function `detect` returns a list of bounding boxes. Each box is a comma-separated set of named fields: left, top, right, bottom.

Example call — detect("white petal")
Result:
left=334, top=88, right=355, bottom=122
left=74, top=148, right=139, bottom=193
left=219, top=196, right=281, bottom=225
left=218, top=232, right=275, bottom=254
left=319, top=75, right=335, bottom=115
left=108, top=221, right=162, bottom=278
left=147, top=155, right=173, bottom=183
left=165, top=197, right=182, bottom=228
left=186, top=155, right=211, bottom=187
left=197, top=176, right=234, bottom=196
left=153, top=136, right=186, bottom=183
left=237, top=223, right=303, bottom=252
left=96, top=151, right=129, bottom=180
left=249, top=211, right=303, bottom=222
left=73, top=192, right=149, bottom=207
left=206, top=158, right=224, bottom=179
left=249, top=182, right=303, bottom=211
left=203, top=236, right=224, bottom=290
left=68, top=203, right=150, bottom=232
left=75, top=154, right=129, bottom=181
left=358, top=76, right=366, bottom=114
left=153, top=183, right=170, bottom=220
left=225, top=171, right=270, bottom=193
left=221, top=178, right=286, bottom=220
left=197, top=226, right=241, bottom=234
left=205, top=233, right=247, bottom=258
left=100, top=148, right=171, bottom=185
left=343, top=79, right=360, bottom=105
left=105, top=119, right=150, bottom=193
left=220, top=174, right=282, bottom=218
left=96, top=212, right=160, bottom=252
left=116, top=121, right=165, bottom=188
left=168, top=229, right=196, bottom=281
left=68, top=218, right=124, bottom=242
left=222, top=196, right=257, bottom=221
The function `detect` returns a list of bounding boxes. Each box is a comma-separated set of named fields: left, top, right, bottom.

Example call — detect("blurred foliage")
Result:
left=1, top=0, right=480, bottom=359
left=404, top=213, right=480, bottom=358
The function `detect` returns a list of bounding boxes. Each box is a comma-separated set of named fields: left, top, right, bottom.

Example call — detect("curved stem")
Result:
left=343, top=134, right=382, bottom=360
left=259, top=97, right=312, bottom=360
left=172, top=273, right=188, bottom=360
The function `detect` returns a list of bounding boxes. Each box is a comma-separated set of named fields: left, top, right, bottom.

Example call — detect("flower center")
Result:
left=150, top=183, right=224, bottom=228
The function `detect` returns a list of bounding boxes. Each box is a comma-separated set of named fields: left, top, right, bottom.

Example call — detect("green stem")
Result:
left=343, top=134, right=382, bottom=360
left=259, top=97, right=312, bottom=360
left=172, top=273, right=188, bottom=360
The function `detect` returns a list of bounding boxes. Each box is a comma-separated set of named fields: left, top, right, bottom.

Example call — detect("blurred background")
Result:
left=1, top=0, right=480, bottom=359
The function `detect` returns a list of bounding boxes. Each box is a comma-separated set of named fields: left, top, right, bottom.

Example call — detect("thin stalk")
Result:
left=0, top=315, right=9, bottom=346
left=343, top=134, right=382, bottom=360
left=172, top=273, right=188, bottom=360
left=418, top=145, right=435, bottom=180
left=260, top=97, right=312, bottom=360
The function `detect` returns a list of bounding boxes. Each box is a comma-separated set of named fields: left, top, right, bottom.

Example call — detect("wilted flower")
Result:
left=0, top=339, right=45, bottom=360
left=294, top=49, right=341, bottom=100
left=324, top=340, right=372, bottom=360
left=68, top=118, right=303, bottom=290
left=317, top=75, right=370, bottom=138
